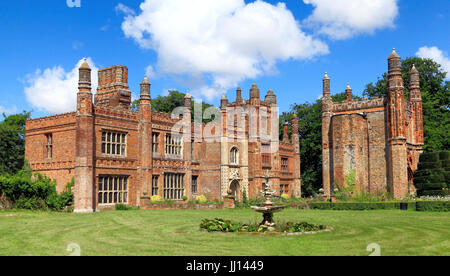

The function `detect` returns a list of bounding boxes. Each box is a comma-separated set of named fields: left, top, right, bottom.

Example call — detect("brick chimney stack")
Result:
left=387, top=48, right=408, bottom=198
left=323, top=72, right=330, bottom=98
left=409, top=64, right=424, bottom=144
left=345, top=82, right=352, bottom=102
left=74, top=58, right=95, bottom=213
left=138, top=75, right=153, bottom=198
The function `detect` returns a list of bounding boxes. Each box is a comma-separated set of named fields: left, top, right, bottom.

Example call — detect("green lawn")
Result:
left=0, top=208, right=449, bottom=256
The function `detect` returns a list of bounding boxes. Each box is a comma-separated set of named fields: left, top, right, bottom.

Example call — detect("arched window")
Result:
left=230, top=147, right=239, bottom=165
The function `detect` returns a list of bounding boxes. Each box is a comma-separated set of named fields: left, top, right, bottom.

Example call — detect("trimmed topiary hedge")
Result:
left=419, top=152, right=440, bottom=163
left=416, top=201, right=450, bottom=212
left=414, top=151, right=449, bottom=196
left=309, top=201, right=449, bottom=211
left=309, top=202, right=416, bottom=210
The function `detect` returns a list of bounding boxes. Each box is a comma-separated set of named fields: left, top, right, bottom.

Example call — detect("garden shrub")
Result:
left=416, top=201, right=450, bottom=212
left=309, top=202, right=410, bottom=210
left=115, top=204, right=140, bottom=210
left=439, top=151, right=450, bottom=161
left=0, top=170, right=73, bottom=211
left=199, top=218, right=326, bottom=233
left=150, top=195, right=162, bottom=203
left=420, top=190, right=450, bottom=197
left=281, top=193, right=289, bottom=200
left=415, top=151, right=449, bottom=196
left=196, top=195, right=207, bottom=203
left=419, top=152, right=440, bottom=163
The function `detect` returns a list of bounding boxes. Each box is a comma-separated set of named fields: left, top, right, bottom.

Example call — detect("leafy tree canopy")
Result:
left=131, top=90, right=217, bottom=123
left=281, top=93, right=350, bottom=197
left=0, top=111, right=31, bottom=175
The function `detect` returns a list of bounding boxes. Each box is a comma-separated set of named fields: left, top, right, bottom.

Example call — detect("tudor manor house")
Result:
left=25, top=59, right=301, bottom=213
left=25, top=49, right=423, bottom=213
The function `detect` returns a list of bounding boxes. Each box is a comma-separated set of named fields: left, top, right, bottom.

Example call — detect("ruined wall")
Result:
left=330, top=113, right=369, bottom=193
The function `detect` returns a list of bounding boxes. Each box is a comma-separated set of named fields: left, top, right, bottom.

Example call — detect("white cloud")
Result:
left=115, top=3, right=136, bottom=16
left=302, top=0, right=399, bottom=40
left=119, top=0, right=329, bottom=100
left=145, top=65, right=156, bottom=79
left=416, top=46, right=450, bottom=78
left=24, top=58, right=98, bottom=114
left=0, top=106, right=18, bottom=115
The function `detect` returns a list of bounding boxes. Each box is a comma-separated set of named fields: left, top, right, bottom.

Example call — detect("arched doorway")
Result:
left=230, top=180, right=240, bottom=201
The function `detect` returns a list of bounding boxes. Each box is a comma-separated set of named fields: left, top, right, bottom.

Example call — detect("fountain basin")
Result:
left=250, top=205, right=286, bottom=213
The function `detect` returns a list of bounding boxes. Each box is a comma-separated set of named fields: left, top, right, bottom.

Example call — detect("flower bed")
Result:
left=309, top=201, right=450, bottom=211
left=140, top=197, right=224, bottom=210
left=199, top=218, right=330, bottom=235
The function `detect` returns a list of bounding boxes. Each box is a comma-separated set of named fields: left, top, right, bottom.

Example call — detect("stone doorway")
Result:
left=230, top=180, right=241, bottom=201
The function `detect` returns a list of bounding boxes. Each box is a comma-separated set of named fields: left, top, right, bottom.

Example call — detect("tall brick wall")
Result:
left=25, top=112, right=77, bottom=192
left=322, top=49, right=424, bottom=199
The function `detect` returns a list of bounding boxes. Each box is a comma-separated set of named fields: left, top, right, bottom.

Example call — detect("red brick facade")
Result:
left=25, top=60, right=301, bottom=212
left=322, top=49, right=424, bottom=199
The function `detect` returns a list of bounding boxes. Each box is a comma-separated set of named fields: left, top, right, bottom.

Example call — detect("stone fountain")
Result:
left=251, top=170, right=286, bottom=228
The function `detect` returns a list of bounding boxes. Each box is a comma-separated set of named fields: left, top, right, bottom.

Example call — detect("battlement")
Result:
left=332, top=97, right=385, bottom=113
left=26, top=112, right=76, bottom=130
left=152, top=110, right=183, bottom=124
left=94, top=106, right=138, bottom=121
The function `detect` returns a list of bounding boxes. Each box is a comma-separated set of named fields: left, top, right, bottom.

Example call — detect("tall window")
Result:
left=192, top=176, right=198, bottom=195
left=281, top=158, right=288, bottom=172
left=230, top=147, right=239, bottom=165
left=98, top=176, right=128, bottom=204
left=152, top=133, right=159, bottom=153
left=102, top=131, right=126, bottom=156
left=165, top=134, right=182, bottom=156
left=262, top=144, right=270, bottom=167
left=45, top=133, right=53, bottom=159
left=280, top=184, right=289, bottom=195
left=163, top=173, right=184, bottom=200
left=152, top=175, right=159, bottom=196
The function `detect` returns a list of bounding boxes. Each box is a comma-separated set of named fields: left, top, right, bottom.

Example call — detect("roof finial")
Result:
left=80, top=58, right=90, bottom=69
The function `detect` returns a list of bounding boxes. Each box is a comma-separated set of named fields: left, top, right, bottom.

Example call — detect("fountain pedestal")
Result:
left=251, top=170, right=286, bottom=228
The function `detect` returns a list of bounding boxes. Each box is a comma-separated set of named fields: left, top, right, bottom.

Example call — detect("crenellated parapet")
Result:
left=332, top=97, right=385, bottom=113
left=94, top=106, right=138, bottom=121
left=26, top=112, right=76, bottom=130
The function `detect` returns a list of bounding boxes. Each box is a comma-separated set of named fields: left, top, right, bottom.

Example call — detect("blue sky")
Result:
left=0, top=0, right=448, bottom=119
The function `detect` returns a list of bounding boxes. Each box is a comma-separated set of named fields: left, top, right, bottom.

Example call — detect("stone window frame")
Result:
left=280, top=183, right=289, bottom=195
left=152, top=132, right=159, bottom=154
left=45, top=133, right=53, bottom=159
left=163, top=172, right=184, bottom=200
left=101, top=131, right=127, bottom=157
left=230, top=146, right=239, bottom=165
left=164, top=134, right=183, bottom=157
left=261, top=143, right=271, bottom=168
left=191, top=175, right=198, bottom=195
left=97, top=175, right=129, bottom=205
left=152, top=175, right=159, bottom=196
left=281, top=157, right=288, bottom=172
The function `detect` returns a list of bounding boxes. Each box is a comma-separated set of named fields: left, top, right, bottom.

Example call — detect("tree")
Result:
left=131, top=90, right=217, bottom=123
left=281, top=93, right=350, bottom=197
left=363, top=57, right=449, bottom=152
left=0, top=111, right=31, bottom=175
